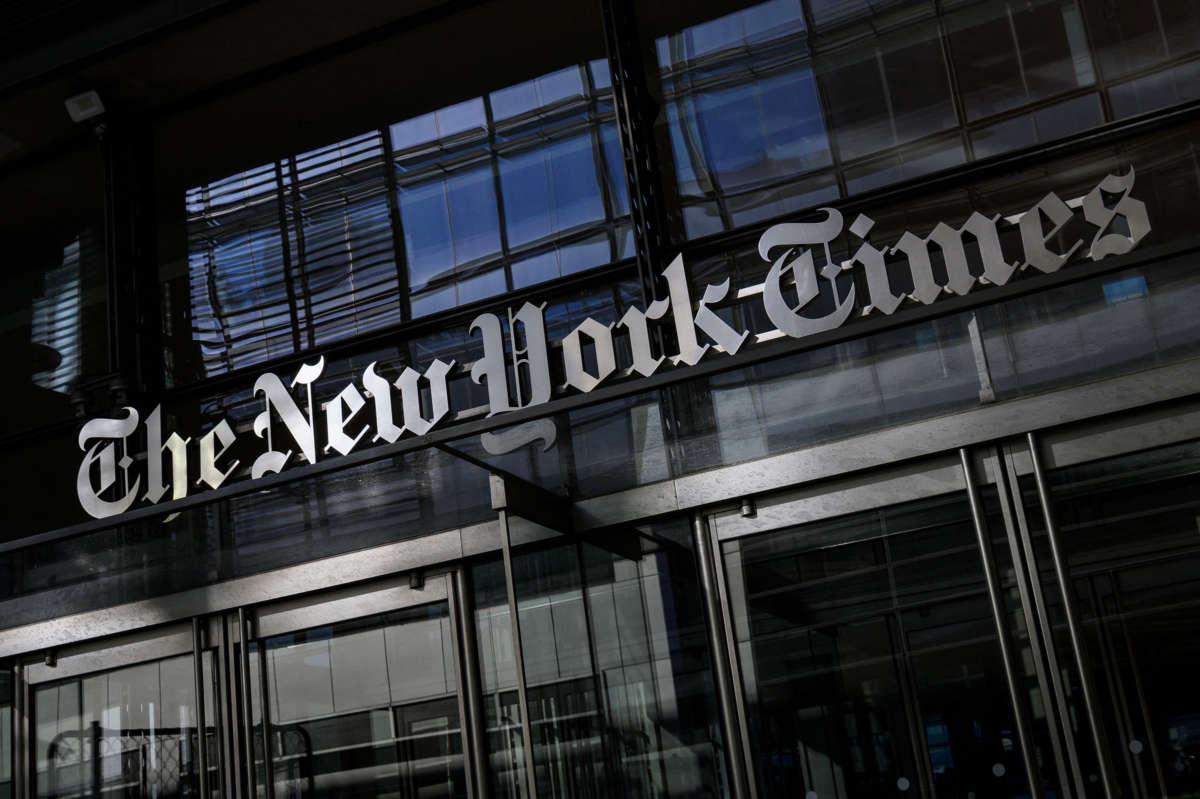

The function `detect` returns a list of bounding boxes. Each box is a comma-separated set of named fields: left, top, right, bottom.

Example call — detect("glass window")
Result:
left=1038, top=440, right=1200, bottom=798
left=472, top=535, right=728, bottom=799
left=1082, top=0, right=1200, bottom=80
left=251, top=603, right=465, bottom=799
left=1, top=670, right=10, bottom=799
left=33, top=653, right=217, bottom=799
left=157, top=6, right=623, bottom=386
left=724, top=493, right=1038, bottom=797
left=0, top=148, right=107, bottom=436
left=947, top=0, right=1095, bottom=122
left=648, top=0, right=1200, bottom=239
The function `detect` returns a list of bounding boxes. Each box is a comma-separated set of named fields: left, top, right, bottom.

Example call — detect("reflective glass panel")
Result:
left=649, top=0, right=1200, bottom=239
left=33, top=652, right=217, bottom=799
left=1, top=670, right=10, bottom=799
left=252, top=602, right=465, bottom=799
left=0, top=148, right=107, bottom=437
left=166, top=56, right=629, bottom=386
left=472, top=536, right=727, bottom=798
left=1040, top=440, right=1200, bottom=798
left=724, top=492, right=1035, bottom=797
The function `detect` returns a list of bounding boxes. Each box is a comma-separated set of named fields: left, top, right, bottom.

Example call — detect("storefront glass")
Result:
left=32, top=653, right=216, bottom=798
left=472, top=538, right=727, bottom=799
left=249, top=603, right=466, bottom=798
left=723, top=492, right=1037, bottom=797
left=1042, top=439, right=1200, bottom=797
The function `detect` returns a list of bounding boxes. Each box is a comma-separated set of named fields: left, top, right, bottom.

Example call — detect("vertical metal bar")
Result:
left=193, top=618, right=212, bottom=799
left=691, top=513, right=752, bottom=799
left=1026, top=432, right=1117, bottom=798
left=1114, top=597, right=1166, bottom=797
left=960, top=448, right=1043, bottom=799
left=219, top=614, right=242, bottom=799
left=498, top=509, right=540, bottom=799
left=378, top=126, right=413, bottom=322
left=999, top=444, right=1086, bottom=798
left=90, top=720, right=101, bottom=798
left=237, top=608, right=257, bottom=799
left=255, top=624, right=276, bottom=799
left=14, top=662, right=27, bottom=799
left=271, top=160, right=304, bottom=353
left=988, top=446, right=1075, bottom=798
left=450, top=570, right=490, bottom=799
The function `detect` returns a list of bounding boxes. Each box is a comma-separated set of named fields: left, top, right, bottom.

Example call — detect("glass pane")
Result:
left=1, top=670, right=11, bottom=799
left=255, top=602, right=466, bottom=799
left=1041, top=440, right=1200, bottom=798
left=724, top=492, right=1036, bottom=797
left=33, top=652, right=217, bottom=799
left=471, top=533, right=727, bottom=798
left=947, top=0, right=1094, bottom=122
left=0, top=147, right=107, bottom=438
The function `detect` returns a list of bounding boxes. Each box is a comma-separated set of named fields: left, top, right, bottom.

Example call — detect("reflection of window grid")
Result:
left=183, top=62, right=630, bottom=382
left=30, top=237, right=83, bottom=395
left=657, top=0, right=1200, bottom=238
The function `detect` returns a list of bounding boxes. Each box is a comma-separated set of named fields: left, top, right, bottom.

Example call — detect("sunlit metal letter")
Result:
left=364, top=359, right=456, bottom=441
left=617, top=298, right=669, bottom=377
left=470, top=303, right=551, bottom=416
left=198, top=419, right=239, bottom=490
left=396, top=359, right=455, bottom=437
left=251, top=357, right=324, bottom=478
left=1020, top=192, right=1083, bottom=274
left=846, top=214, right=902, bottom=316
left=562, top=317, right=616, bottom=393
left=759, top=207, right=855, bottom=337
left=325, top=384, right=368, bottom=456
left=77, top=407, right=141, bottom=519
left=143, top=405, right=189, bottom=505
left=662, top=254, right=749, bottom=365
left=890, top=211, right=1017, bottom=302
left=1084, top=168, right=1151, bottom=260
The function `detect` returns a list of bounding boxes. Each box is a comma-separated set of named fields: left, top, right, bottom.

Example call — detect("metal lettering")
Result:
left=890, top=212, right=1017, bottom=302
left=1020, top=192, right=1083, bottom=274
left=562, top=318, right=616, bottom=393
left=662, top=254, right=749, bottom=364
left=363, top=362, right=403, bottom=444
left=847, top=214, right=902, bottom=316
left=76, top=407, right=141, bottom=519
left=324, top=384, right=368, bottom=456
left=198, top=419, right=239, bottom=490
left=470, top=303, right=551, bottom=416
left=1084, top=167, right=1151, bottom=260
left=251, top=357, right=324, bottom=478
left=363, top=359, right=456, bottom=441
left=143, top=405, right=189, bottom=505
left=760, top=207, right=855, bottom=337
left=617, top=298, right=669, bottom=377
left=396, top=359, right=455, bottom=437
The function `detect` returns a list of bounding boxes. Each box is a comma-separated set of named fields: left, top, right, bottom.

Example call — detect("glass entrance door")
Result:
left=243, top=572, right=470, bottom=799
left=24, top=624, right=217, bottom=799
left=720, top=490, right=1037, bottom=798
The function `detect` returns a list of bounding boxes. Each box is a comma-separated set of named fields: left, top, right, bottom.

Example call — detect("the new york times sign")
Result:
left=76, top=169, right=1150, bottom=519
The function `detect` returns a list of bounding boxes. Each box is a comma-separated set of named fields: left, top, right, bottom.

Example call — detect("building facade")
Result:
left=1, top=0, right=1199, bottom=797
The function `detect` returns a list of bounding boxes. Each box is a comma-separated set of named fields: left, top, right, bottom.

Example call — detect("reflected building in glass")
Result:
left=1, top=1, right=1200, bottom=798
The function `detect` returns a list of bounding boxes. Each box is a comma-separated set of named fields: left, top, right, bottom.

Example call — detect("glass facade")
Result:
left=250, top=603, right=467, bottom=798
left=2, top=0, right=1200, bottom=798
left=32, top=653, right=216, bottom=798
